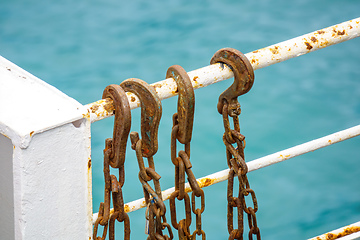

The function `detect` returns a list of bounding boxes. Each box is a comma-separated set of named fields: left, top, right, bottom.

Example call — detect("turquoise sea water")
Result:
left=1, top=1, right=360, bottom=239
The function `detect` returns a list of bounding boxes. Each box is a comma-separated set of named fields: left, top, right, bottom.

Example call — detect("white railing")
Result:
left=92, top=124, right=360, bottom=220
left=309, top=221, right=360, bottom=240
left=1, top=17, right=359, bottom=240
left=84, top=17, right=360, bottom=123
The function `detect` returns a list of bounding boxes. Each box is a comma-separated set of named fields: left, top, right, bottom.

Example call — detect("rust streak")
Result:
left=173, top=87, right=178, bottom=94
left=270, top=46, right=279, bottom=54
left=30, top=131, right=35, bottom=137
left=124, top=204, right=130, bottom=213
left=82, top=111, right=90, bottom=120
left=304, top=42, right=313, bottom=50
left=152, top=83, right=162, bottom=89
left=90, top=105, right=99, bottom=113
left=199, top=178, right=214, bottom=188
left=251, top=58, right=259, bottom=65
left=88, top=159, right=92, bottom=169
left=311, top=36, right=318, bottom=43
left=317, top=226, right=360, bottom=240
left=193, top=76, right=199, bottom=81
left=103, top=99, right=115, bottom=114
left=185, top=185, right=192, bottom=193
left=337, top=30, right=346, bottom=35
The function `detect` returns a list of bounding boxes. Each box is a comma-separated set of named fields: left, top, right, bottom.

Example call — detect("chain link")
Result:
left=166, top=65, right=206, bottom=240
left=131, top=130, right=172, bottom=240
left=93, top=84, right=131, bottom=240
left=121, top=78, right=172, bottom=240
left=211, top=48, right=260, bottom=240
left=94, top=50, right=259, bottom=239
left=222, top=100, right=260, bottom=240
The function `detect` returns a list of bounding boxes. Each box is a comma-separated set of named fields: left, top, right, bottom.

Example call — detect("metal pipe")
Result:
left=93, top=124, right=360, bottom=222
left=84, top=17, right=360, bottom=123
left=308, top=221, right=360, bottom=240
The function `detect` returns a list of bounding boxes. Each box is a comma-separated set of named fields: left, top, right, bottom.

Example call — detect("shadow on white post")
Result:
left=0, top=56, right=92, bottom=239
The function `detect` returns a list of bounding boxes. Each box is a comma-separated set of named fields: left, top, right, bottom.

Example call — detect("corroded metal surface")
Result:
left=121, top=78, right=172, bottom=239
left=211, top=50, right=260, bottom=239
left=247, top=18, right=360, bottom=70
left=85, top=17, right=360, bottom=123
left=308, top=221, right=360, bottom=240
left=102, top=84, right=131, bottom=168
left=210, top=48, right=254, bottom=115
left=166, top=65, right=195, bottom=144
left=167, top=64, right=206, bottom=239
left=93, top=84, right=131, bottom=240
left=120, top=78, right=162, bottom=158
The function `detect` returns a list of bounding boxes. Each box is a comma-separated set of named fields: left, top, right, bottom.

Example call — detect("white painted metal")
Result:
left=93, top=124, right=360, bottom=221
left=308, top=221, right=360, bottom=240
left=339, top=232, right=360, bottom=240
left=85, top=17, right=360, bottom=123
left=246, top=18, right=360, bottom=70
left=0, top=134, right=14, bottom=239
left=0, top=56, right=92, bottom=239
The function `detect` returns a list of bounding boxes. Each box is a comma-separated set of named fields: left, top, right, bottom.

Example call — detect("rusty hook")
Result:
left=166, top=65, right=195, bottom=144
left=102, top=84, right=131, bottom=168
left=210, top=48, right=254, bottom=117
left=120, top=78, right=162, bottom=158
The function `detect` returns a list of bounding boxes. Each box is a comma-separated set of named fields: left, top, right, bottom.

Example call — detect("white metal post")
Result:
left=0, top=133, right=15, bottom=239
left=0, top=56, right=92, bottom=239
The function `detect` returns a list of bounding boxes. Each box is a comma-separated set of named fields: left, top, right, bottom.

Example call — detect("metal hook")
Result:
left=166, top=65, right=195, bottom=144
left=120, top=78, right=162, bottom=158
left=102, top=84, right=131, bottom=168
left=210, top=48, right=254, bottom=117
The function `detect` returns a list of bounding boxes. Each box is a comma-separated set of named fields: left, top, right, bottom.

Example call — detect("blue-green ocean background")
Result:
left=1, top=0, right=360, bottom=239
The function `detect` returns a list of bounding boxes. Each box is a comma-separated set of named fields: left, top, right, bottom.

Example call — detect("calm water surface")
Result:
left=1, top=0, right=360, bottom=239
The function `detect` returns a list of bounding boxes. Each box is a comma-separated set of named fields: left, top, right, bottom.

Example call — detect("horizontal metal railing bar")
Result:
left=308, top=221, right=360, bottom=240
left=84, top=17, right=360, bottom=123
left=93, top=124, right=360, bottom=222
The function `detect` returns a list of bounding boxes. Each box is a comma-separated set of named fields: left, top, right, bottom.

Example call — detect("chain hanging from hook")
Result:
left=121, top=78, right=173, bottom=240
left=167, top=65, right=206, bottom=240
left=211, top=48, right=261, bottom=240
left=93, top=84, right=131, bottom=240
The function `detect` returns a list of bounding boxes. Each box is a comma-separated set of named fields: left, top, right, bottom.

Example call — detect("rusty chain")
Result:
left=93, top=84, right=131, bottom=240
left=167, top=65, right=206, bottom=240
left=93, top=49, right=260, bottom=239
left=121, top=78, right=173, bottom=240
left=211, top=48, right=261, bottom=240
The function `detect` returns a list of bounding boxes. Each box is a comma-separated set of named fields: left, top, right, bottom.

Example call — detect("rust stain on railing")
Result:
left=85, top=18, right=360, bottom=123
left=247, top=18, right=360, bottom=70
left=311, top=225, right=360, bottom=240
